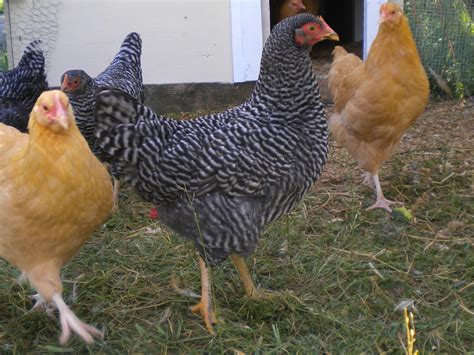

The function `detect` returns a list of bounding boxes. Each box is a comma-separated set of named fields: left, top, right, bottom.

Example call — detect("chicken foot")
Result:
left=30, top=293, right=56, bottom=315
left=112, top=179, right=120, bottom=211
left=190, top=257, right=217, bottom=334
left=367, top=173, right=395, bottom=212
left=51, top=293, right=103, bottom=345
left=231, top=255, right=279, bottom=299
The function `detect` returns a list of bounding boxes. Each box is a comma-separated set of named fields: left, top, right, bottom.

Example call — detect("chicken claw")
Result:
left=52, top=293, right=103, bottom=345
left=367, top=197, right=394, bottom=213
left=190, top=300, right=217, bottom=334
left=367, top=173, right=395, bottom=212
left=29, top=293, right=56, bottom=316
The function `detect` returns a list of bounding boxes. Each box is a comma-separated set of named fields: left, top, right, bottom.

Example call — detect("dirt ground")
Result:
left=320, top=97, right=474, bottom=214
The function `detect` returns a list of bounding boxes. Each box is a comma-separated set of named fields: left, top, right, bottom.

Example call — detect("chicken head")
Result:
left=295, top=17, right=339, bottom=47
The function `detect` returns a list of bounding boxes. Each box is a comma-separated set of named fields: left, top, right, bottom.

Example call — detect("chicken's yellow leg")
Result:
left=231, top=255, right=258, bottom=297
left=231, top=255, right=280, bottom=299
left=112, top=179, right=120, bottom=211
left=190, top=257, right=217, bottom=334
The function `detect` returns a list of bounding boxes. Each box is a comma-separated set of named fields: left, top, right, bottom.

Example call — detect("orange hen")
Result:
left=0, top=90, right=113, bottom=344
left=279, top=0, right=319, bottom=21
left=328, top=2, right=429, bottom=212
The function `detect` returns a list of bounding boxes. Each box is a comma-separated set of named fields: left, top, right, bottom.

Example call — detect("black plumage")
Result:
left=0, top=40, right=48, bottom=132
left=95, top=14, right=330, bottom=266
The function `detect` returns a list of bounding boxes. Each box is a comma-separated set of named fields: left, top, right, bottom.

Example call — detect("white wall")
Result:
left=5, top=0, right=237, bottom=86
left=260, top=0, right=271, bottom=45
left=364, top=0, right=384, bottom=58
left=230, top=0, right=263, bottom=82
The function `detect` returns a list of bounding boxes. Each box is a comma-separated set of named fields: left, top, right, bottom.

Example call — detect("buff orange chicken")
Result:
left=328, top=2, right=429, bottom=212
left=0, top=90, right=113, bottom=344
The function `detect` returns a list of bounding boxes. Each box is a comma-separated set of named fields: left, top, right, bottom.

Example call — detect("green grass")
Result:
left=0, top=101, right=473, bottom=353
left=0, top=50, right=7, bottom=70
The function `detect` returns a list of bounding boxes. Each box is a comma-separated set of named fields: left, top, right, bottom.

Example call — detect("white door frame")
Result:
left=231, top=0, right=404, bottom=77
left=364, top=0, right=385, bottom=58
left=230, top=0, right=268, bottom=83
left=364, top=0, right=403, bottom=58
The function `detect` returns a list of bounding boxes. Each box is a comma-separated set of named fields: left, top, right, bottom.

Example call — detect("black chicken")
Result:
left=60, top=32, right=144, bottom=208
left=94, top=14, right=338, bottom=333
left=0, top=40, right=48, bottom=132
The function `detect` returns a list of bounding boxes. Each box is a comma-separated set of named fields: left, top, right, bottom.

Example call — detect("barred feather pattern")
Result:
left=95, top=32, right=144, bottom=102
left=62, top=72, right=99, bottom=153
left=95, top=14, right=329, bottom=266
left=63, top=32, right=144, bottom=159
left=0, top=40, right=48, bottom=132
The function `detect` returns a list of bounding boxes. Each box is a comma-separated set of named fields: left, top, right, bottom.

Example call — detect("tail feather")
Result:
left=94, top=90, right=147, bottom=163
left=331, top=45, right=348, bottom=60
left=328, top=45, right=362, bottom=110
left=115, top=32, right=142, bottom=66
left=94, top=89, right=162, bottom=187
left=105, top=32, right=142, bottom=71
left=0, top=40, right=47, bottom=130
left=17, top=40, right=45, bottom=72
left=95, top=89, right=181, bottom=169
left=96, top=33, right=144, bottom=102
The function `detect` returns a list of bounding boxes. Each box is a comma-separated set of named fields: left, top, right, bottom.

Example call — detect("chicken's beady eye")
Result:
left=42, top=104, right=49, bottom=111
left=309, top=25, right=315, bottom=31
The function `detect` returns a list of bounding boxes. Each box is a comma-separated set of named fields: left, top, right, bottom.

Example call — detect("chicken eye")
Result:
left=309, top=25, right=316, bottom=31
left=391, top=10, right=396, bottom=15
left=42, top=104, right=49, bottom=111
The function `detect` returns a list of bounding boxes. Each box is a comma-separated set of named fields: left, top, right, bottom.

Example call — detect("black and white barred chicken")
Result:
left=94, top=14, right=338, bottom=333
left=0, top=40, right=48, bottom=132
left=60, top=32, right=144, bottom=208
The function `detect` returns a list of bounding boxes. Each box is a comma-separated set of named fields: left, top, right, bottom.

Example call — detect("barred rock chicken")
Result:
left=94, top=14, right=338, bottom=333
left=0, top=90, right=113, bottom=344
left=0, top=40, right=48, bottom=132
left=328, top=2, right=429, bottom=212
left=61, top=32, right=144, bottom=208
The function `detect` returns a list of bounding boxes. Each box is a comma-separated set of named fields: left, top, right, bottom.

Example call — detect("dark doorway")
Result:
left=269, top=0, right=363, bottom=59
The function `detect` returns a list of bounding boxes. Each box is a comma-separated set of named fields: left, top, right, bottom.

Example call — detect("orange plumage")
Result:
left=328, top=2, right=429, bottom=211
left=0, top=90, right=113, bottom=344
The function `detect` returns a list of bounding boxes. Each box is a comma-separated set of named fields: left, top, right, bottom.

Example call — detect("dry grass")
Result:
left=0, top=100, right=473, bottom=353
